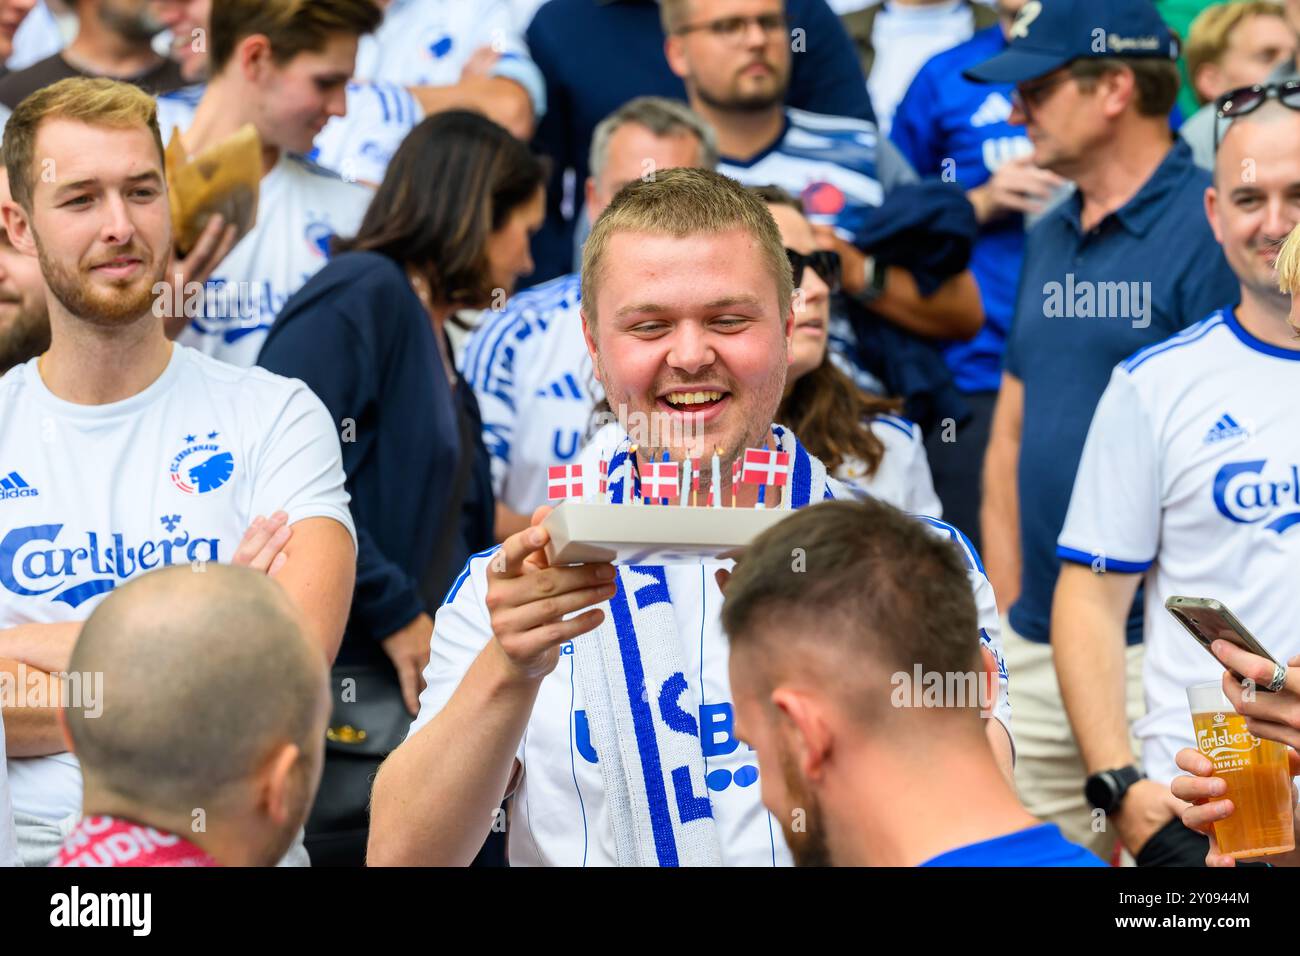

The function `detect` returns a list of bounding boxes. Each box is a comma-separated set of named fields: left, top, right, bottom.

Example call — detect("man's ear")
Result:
left=238, top=34, right=275, bottom=81
left=664, top=34, right=689, bottom=81
left=584, top=177, right=600, bottom=228
left=785, top=303, right=795, bottom=364
left=1193, top=64, right=1219, bottom=107
left=257, top=742, right=302, bottom=827
left=770, top=687, right=832, bottom=783
left=2, top=200, right=38, bottom=258
left=580, top=309, right=601, bottom=383
left=1204, top=184, right=1224, bottom=247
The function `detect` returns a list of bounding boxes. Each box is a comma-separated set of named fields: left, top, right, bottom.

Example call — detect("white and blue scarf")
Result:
left=573, top=425, right=842, bottom=866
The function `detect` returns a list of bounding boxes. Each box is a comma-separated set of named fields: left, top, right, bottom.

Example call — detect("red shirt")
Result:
left=51, top=815, right=219, bottom=867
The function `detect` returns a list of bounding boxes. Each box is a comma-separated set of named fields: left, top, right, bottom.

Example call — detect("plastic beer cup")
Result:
left=1186, top=681, right=1295, bottom=859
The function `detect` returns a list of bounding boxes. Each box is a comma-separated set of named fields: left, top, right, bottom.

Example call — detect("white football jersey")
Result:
left=462, top=273, right=599, bottom=516
left=0, top=345, right=356, bottom=822
left=311, top=81, right=424, bottom=186
left=0, top=711, right=15, bottom=867
left=1058, top=308, right=1300, bottom=785
left=353, top=0, right=545, bottom=114
left=176, top=152, right=371, bottom=367
left=410, top=428, right=1011, bottom=866
left=841, top=414, right=944, bottom=516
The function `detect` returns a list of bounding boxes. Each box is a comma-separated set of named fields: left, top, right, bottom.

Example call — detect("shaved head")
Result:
left=67, top=564, right=328, bottom=817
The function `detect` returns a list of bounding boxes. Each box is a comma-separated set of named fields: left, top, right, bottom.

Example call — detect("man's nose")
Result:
left=100, top=194, right=136, bottom=245
left=666, top=323, right=716, bottom=373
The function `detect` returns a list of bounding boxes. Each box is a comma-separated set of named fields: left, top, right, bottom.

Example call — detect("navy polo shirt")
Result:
left=524, top=0, right=874, bottom=286
left=891, top=26, right=1031, bottom=395
left=1006, top=138, right=1237, bottom=645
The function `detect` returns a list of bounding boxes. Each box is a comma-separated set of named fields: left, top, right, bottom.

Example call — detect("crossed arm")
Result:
left=0, top=513, right=355, bottom=756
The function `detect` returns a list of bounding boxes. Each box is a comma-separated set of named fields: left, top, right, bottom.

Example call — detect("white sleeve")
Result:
left=476, top=0, right=547, bottom=118
left=0, top=709, right=17, bottom=867
left=249, top=381, right=357, bottom=550
left=916, top=516, right=1013, bottom=750
left=410, top=549, right=500, bottom=736
left=892, top=419, right=942, bottom=517
left=313, top=81, right=423, bottom=185
left=1057, top=369, right=1160, bottom=573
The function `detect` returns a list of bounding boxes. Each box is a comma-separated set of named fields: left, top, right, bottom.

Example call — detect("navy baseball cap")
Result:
left=963, top=0, right=1180, bottom=85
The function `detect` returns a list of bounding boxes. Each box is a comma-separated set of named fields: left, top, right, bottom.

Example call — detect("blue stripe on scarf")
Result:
left=608, top=449, right=629, bottom=504
left=791, top=441, right=812, bottom=508
left=608, top=575, right=681, bottom=866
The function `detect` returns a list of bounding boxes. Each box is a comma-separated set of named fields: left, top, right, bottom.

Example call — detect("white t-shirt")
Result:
left=0, top=344, right=356, bottom=822
left=354, top=0, right=546, bottom=116
left=410, top=428, right=1011, bottom=866
left=462, top=273, right=598, bottom=516
left=839, top=414, right=943, bottom=516
left=0, top=710, right=16, bottom=867
left=868, top=0, right=977, bottom=136
left=175, top=152, right=371, bottom=367
left=1058, top=308, right=1300, bottom=786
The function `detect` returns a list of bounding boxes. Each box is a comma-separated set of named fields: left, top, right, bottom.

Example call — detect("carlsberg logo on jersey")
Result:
left=1213, top=459, right=1300, bottom=533
left=0, top=521, right=220, bottom=608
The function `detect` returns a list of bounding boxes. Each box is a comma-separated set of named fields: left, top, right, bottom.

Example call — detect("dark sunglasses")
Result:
left=786, top=248, right=841, bottom=293
left=1214, top=80, right=1300, bottom=152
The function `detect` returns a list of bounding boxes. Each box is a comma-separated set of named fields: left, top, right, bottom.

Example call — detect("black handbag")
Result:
left=305, top=376, right=479, bottom=865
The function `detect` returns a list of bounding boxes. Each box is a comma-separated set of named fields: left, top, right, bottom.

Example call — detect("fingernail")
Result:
left=597, top=564, right=616, bottom=581
left=528, top=529, right=544, bottom=547
left=1210, top=779, right=1226, bottom=796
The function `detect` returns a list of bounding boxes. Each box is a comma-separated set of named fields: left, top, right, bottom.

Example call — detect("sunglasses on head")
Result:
left=786, top=248, right=841, bottom=293
left=1214, top=80, right=1300, bottom=152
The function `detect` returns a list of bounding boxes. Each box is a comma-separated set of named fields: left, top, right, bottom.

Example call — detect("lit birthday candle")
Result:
left=679, top=456, right=691, bottom=507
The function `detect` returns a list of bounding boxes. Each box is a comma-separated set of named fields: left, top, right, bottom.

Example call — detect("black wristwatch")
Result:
left=1085, top=765, right=1144, bottom=815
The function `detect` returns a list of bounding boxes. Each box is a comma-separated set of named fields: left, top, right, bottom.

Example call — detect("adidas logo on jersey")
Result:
left=0, top=471, right=37, bottom=500
left=1205, top=413, right=1248, bottom=445
left=971, top=92, right=1013, bottom=128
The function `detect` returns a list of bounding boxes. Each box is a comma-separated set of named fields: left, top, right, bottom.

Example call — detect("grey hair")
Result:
left=588, top=96, right=719, bottom=181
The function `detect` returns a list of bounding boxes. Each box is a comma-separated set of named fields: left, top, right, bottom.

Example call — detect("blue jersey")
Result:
left=891, top=26, right=1031, bottom=394
left=922, top=823, right=1108, bottom=867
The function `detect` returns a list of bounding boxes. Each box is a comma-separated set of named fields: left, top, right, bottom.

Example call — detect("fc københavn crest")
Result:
left=169, top=431, right=234, bottom=495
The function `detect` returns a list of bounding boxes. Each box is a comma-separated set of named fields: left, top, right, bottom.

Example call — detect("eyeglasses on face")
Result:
left=675, top=13, right=787, bottom=44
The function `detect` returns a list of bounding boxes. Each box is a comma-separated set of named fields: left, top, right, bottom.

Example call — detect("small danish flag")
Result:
left=740, top=448, right=791, bottom=486
left=598, top=459, right=608, bottom=496
left=640, top=461, right=680, bottom=503
left=547, top=464, right=584, bottom=501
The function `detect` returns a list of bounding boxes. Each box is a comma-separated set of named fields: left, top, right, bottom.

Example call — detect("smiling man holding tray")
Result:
left=368, top=168, right=1013, bottom=867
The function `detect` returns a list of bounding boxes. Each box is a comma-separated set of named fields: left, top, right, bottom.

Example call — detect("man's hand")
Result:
left=1173, top=746, right=1300, bottom=866
left=810, top=224, right=869, bottom=297
left=967, top=157, right=1066, bottom=225
left=1113, top=777, right=1187, bottom=856
left=486, top=506, right=616, bottom=683
left=382, top=612, right=434, bottom=715
left=461, top=45, right=500, bottom=80
left=230, top=510, right=292, bottom=575
left=162, top=213, right=240, bottom=339
left=1217, top=641, right=1300, bottom=749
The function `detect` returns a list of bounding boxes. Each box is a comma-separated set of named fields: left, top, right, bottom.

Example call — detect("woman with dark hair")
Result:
left=257, top=110, right=546, bottom=866
left=752, top=185, right=942, bottom=515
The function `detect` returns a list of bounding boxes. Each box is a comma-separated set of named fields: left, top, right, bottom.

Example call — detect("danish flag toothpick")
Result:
left=740, top=448, right=791, bottom=486
left=640, top=460, right=680, bottom=503
left=547, top=464, right=584, bottom=501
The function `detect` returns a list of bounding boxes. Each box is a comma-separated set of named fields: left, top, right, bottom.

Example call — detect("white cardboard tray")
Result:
left=542, top=501, right=793, bottom=565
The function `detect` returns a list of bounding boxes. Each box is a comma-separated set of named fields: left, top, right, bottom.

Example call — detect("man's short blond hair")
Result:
left=1186, top=2, right=1289, bottom=105
left=660, top=0, right=691, bottom=33
left=581, top=167, right=793, bottom=330
left=3, top=77, right=164, bottom=211
left=1277, top=226, right=1300, bottom=294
